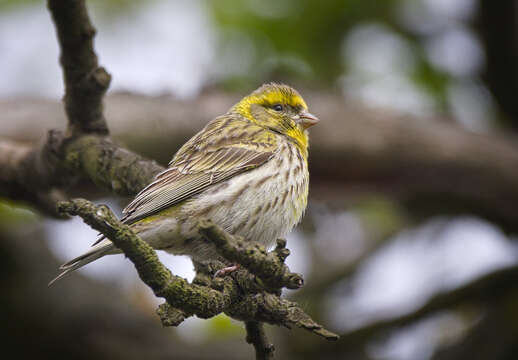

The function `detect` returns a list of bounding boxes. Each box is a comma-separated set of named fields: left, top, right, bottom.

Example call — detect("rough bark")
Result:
left=48, top=0, right=111, bottom=135
left=3, top=0, right=518, bottom=358
left=199, top=224, right=304, bottom=291
left=0, top=220, right=252, bottom=360
left=58, top=198, right=338, bottom=341
left=0, top=2, right=341, bottom=358
left=245, top=321, right=275, bottom=360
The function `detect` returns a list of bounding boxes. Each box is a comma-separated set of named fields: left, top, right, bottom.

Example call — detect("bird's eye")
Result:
left=272, top=104, right=283, bottom=112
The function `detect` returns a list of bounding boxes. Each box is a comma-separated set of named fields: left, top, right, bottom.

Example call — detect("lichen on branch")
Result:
left=57, top=198, right=339, bottom=341
left=199, top=220, right=304, bottom=291
left=29, top=1, right=339, bottom=357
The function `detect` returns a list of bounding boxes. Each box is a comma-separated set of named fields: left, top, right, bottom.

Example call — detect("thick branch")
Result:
left=0, top=133, right=164, bottom=215
left=31, top=2, right=338, bottom=357
left=57, top=198, right=339, bottom=341
left=47, top=0, right=111, bottom=135
left=1, top=0, right=115, bottom=212
left=62, top=135, right=164, bottom=195
left=57, top=198, right=230, bottom=319
left=245, top=321, right=275, bottom=360
left=0, top=137, right=68, bottom=216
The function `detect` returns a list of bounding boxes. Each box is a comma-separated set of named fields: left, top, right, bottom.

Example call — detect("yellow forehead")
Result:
left=245, top=83, right=308, bottom=110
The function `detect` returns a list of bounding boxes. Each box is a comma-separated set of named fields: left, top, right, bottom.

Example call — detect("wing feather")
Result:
left=121, top=117, right=277, bottom=225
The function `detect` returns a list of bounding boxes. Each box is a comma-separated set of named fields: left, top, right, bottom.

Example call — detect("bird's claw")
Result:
left=214, top=264, right=241, bottom=278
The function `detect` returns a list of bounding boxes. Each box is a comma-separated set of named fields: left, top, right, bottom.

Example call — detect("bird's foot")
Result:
left=214, top=264, right=241, bottom=277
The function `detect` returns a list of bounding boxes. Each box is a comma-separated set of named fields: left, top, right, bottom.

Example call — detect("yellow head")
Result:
left=232, top=83, right=319, bottom=152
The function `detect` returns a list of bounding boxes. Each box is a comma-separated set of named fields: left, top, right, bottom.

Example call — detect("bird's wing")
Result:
left=120, top=116, right=278, bottom=225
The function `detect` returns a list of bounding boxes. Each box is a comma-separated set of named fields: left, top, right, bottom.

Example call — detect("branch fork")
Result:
left=41, top=1, right=337, bottom=358
left=57, top=198, right=339, bottom=345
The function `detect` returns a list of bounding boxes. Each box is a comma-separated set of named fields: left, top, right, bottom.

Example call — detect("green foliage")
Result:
left=0, top=199, right=39, bottom=228
left=412, top=54, right=450, bottom=109
left=205, top=314, right=244, bottom=340
left=208, top=0, right=465, bottom=113
left=209, top=0, right=402, bottom=85
left=0, top=0, right=39, bottom=11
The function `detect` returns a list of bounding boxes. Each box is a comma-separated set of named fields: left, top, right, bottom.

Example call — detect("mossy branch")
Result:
left=6, top=1, right=340, bottom=357
left=61, top=134, right=164, bottom=196
left=199, top=220, right=304, bottom=291
left=57, top=198, right=231, bottom=320
left=57, top=198, right=339, bottom=341
left=0, top=131, right=164, bottom=215
left=1, top=1, right=162, bottom=212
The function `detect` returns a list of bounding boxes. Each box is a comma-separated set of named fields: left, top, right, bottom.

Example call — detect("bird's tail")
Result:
left=48, top=239, right=117, bottom=286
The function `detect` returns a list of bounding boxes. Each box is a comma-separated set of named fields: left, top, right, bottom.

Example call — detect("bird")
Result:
left=50, top=83, right=319, bottom=285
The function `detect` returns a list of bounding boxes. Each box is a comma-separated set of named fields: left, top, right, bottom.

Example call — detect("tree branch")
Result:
left=336, top=263, right=518, bottom=348
left=0, top=0, right=121, bottom=214
left=47, top=0, right=111, bottom=135
left=57, top=198, right=231, bottom=319
left=4, top=92, right=518, bottom=230
left=0, top=1, right=340, bottom=357
left=57, top=198, right=339, bottom=342
left=61, top=134, right=164, bottom=195
left=0, top=133, right=164, bottom=216
left=199, top=221, right=304, bottom=291
left=1, top=0, right=513, bottom=357
left=245, top=321, right=275, bottom=360
left=0, top=136, right=69, bottom=217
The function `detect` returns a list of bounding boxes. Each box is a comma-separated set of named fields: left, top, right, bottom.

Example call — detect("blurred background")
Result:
left=2, top=0, right=518, bottom=359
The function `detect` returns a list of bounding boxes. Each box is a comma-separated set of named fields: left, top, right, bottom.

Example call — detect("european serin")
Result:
left=50, top=83, right=319, bottom=284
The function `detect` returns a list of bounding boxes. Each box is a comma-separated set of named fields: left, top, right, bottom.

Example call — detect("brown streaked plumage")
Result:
left=50, top=83, right=319, bottom=285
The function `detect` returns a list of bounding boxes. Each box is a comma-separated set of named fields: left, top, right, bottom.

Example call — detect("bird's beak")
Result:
left=299, top=111, right=320, bottom=129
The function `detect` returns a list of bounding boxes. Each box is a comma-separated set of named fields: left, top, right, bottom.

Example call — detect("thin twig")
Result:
left=336, top=263, right=518, bottom=348
left=245, top=321, right=275, bottom=360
